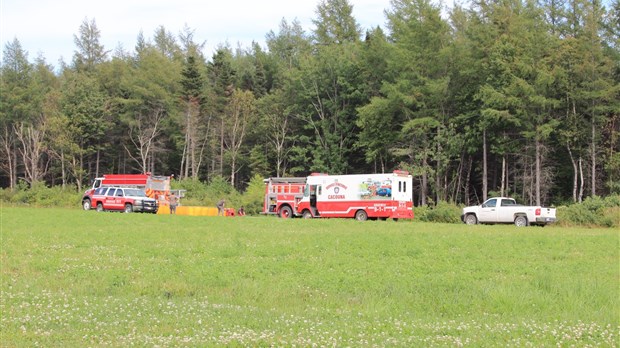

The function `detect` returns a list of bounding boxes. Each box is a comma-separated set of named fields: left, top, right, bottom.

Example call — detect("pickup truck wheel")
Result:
left=82, top=199, right=92, bottom=210
left=96, top=203, right=104, bottom=212
left=279, top=206, right=293, bottom=219
left=302, top=210, right=313, bottom=219
left=464, top=214, right=478, bottom=225
left=355, top=210, right=368, bottom=221
left=124, top=204, right=133, bottom=213
left=514, top=215, right=528, bottom=227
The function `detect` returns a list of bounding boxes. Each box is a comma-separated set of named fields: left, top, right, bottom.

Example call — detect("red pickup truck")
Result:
left=88, top=187, right=159, bottom=213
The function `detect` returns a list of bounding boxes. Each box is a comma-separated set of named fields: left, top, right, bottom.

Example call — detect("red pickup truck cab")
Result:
left=89, top=187, right=159, bottom=213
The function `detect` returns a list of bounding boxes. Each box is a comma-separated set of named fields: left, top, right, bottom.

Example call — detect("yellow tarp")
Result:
left=157, top=205, right=219, bottom=216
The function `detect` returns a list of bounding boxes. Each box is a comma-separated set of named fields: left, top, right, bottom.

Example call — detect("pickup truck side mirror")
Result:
left=481, top=203, right=487, bottom=208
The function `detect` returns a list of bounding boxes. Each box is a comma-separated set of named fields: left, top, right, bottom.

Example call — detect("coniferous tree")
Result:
left=312, top=0, right=361, bottom=45
left=59, top=70, right=108, bottom=190
left=154, top=26, right=182, bottom=60
left=179, top=53, right=206, bottom=179
left=73, top=18, right=108, bottom=73
left=286, top=0, right=366, bottom=174
left=1, top=0, right=618, bottom=203
left=264, top=19, right=312, bottom=176
left=382, top=0, right=452, bottom=204
left=0, top=39, right=32, bottom=188
left=356, top=27, right=397, bottom=173
left=266, top=18, right=311, bottom=73
left=207, top=48, right=236, bottom=178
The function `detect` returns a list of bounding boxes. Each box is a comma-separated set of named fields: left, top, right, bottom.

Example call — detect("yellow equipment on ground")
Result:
left=157, top=205, right=219, bottom=216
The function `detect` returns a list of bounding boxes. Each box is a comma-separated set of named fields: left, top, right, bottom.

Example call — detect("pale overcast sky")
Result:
left=1, top=0, right=399, bottom=67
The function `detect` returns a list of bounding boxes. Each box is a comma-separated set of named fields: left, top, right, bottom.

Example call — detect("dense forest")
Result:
left=1, top=0, right=618, bottom=206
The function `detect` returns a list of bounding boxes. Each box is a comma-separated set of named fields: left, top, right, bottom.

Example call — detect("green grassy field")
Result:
left=1, top=207, right=618, bottom=346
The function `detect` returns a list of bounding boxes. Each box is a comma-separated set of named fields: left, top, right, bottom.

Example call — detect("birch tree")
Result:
left=223, top=89, right=256, bottom=187
left=126, top=107, right=165, bottom=173
left=15, top=120, right=47, bottom=184
left=258, top=90, right=293, bottom=177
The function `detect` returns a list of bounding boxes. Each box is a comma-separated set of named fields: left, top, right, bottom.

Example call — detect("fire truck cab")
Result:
left=262, top=177, right=306, bottom=218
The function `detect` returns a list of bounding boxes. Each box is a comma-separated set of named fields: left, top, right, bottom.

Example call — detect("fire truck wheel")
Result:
left=355, top=210, right=368, bottom=221
left=96, top=203, right=104, bottom=212
left=124, top=204, right=133, bottom=213
left=302, top=210, right=313, bottom=219
left=82, top=199, right=92, bottom=210
left=279, top=206, right=293, bottom=219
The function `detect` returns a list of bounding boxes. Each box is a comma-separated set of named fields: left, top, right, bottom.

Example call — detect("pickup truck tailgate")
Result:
left=536, top=207, right=556, bottom=224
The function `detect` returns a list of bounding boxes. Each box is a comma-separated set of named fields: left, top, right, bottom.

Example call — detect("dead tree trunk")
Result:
left=535, top=138, right=542, bottom=206
left=567, top=143, right=578, bottom=202
left=15, top=122, right=47, bottom=184
left=0, top=127, right=17, bottom=190
left=590, top=120, right=596, bottom=197
left=482, top=128, right=488, bottom=201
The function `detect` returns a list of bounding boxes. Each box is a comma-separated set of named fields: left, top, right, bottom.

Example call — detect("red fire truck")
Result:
left=262, top=177, right=306, bottom=218
left=82, top=173, right=175, bottom=210
left=262, top=171, right=414, bottom=221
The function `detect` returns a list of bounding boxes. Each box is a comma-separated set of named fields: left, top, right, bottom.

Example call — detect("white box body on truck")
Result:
left=461, top=197, right=556, bottom=226
left=296, top=171, right=414, bottom=221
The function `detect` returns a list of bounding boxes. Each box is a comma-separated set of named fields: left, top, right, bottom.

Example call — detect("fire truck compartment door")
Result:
left=392, top=179, right=410, bottom=201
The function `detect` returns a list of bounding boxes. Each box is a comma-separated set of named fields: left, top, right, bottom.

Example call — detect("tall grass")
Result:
left=1, top=207, right=618, bottom=346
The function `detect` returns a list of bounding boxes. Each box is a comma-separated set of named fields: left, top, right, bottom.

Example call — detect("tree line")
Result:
left=1, top=0, right=618, bottom=206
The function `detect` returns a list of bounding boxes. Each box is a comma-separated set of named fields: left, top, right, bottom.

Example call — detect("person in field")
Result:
left=169, top=192, right=178, bottom=214
left=217, top=199, right=225, bottom=216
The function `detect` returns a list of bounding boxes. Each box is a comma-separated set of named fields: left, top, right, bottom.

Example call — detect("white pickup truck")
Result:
left=461, top=197, right=556, bottom=227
